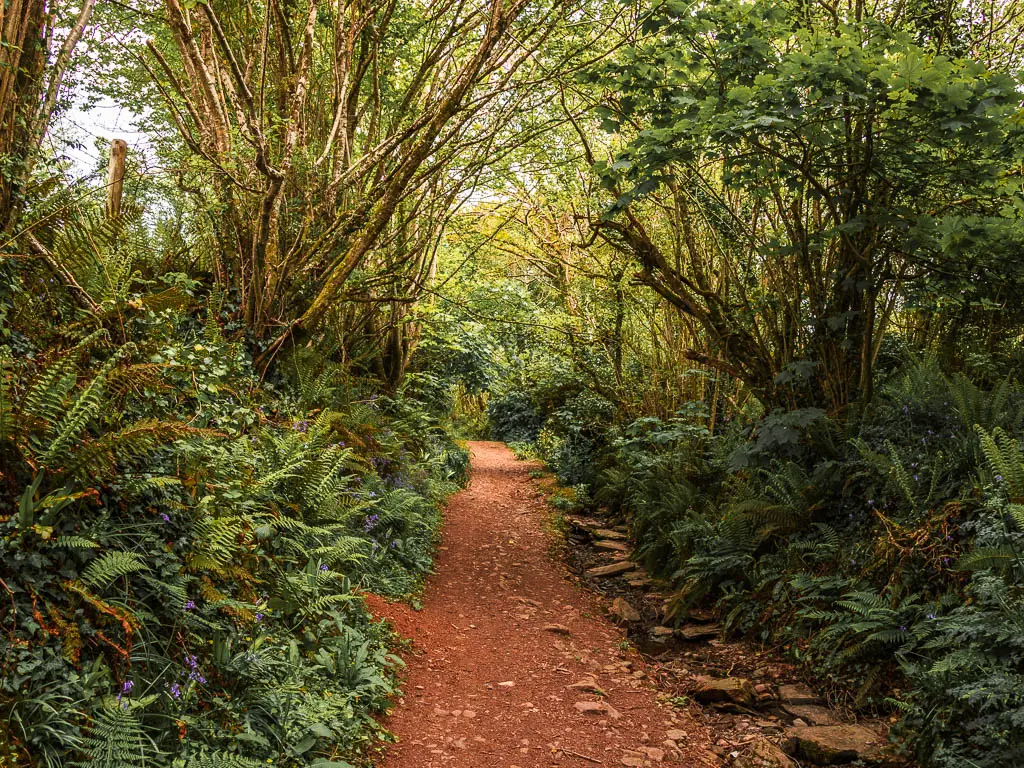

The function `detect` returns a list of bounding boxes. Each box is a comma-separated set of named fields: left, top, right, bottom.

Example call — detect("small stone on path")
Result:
left=574, top=700, right=621, bottom=719
left=610, top=597, right=641, bottom=622
left=543, top=623, right=571, bottom=634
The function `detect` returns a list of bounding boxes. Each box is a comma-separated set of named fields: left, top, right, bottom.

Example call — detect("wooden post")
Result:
left=106, top=138, right=127, bottom=219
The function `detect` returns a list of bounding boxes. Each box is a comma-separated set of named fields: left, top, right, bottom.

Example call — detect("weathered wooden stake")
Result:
left=106, top=138, right=127, bottom=219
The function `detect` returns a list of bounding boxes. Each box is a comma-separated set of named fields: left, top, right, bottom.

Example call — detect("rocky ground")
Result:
left=562, top=511, right=910, bottom=768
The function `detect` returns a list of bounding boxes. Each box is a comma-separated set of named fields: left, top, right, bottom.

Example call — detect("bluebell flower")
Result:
left=169, top=682, right=181, bottom=699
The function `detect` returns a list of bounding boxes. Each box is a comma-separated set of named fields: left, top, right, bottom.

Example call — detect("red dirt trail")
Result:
left=370, top=441, right=718, bottom=768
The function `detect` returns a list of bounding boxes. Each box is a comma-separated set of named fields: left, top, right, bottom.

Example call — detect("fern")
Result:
left=958, top=546, right=1019, bottom=572
left=77, top=704, right=152, bottom=768
left=39, top=349, right=130, bottom=465
left=184, top=752, right=266, bottom=768
left=976, top=426, right=1024, bottom=498
left=55, top=536, right=100, bottom=549
left=80, top=551, right=149, bottom=590
left=885, top=439, right=920, bottom=513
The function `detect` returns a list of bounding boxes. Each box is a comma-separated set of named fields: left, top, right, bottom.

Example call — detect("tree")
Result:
left=111, top=0, right=582, bottom=349
left=589, top=0, right=1024, bottom=416
left=0, top=0, right=97, bottom=233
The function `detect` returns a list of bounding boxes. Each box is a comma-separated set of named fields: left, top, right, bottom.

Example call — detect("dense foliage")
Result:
left=0, top=214, right=467, bottom=765
left=5, top=0, right=1024, bottom=764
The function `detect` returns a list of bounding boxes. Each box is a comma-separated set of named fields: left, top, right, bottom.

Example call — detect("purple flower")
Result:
left=899, top=626, right=908, bottom=632
left=169, top=682, right=181, bottom=699
left=122, top=680, right=134, bottom=693
left=255, top=612, right=264, bottom=622
left=319, top=564, right=329, bottom=572
left=995, top=475, right=1004, bottom=483
left=161, top=513, right=171, bottom=523
left=927, top=613, right=936, bottom=620
left=363, top=514, right=380, bottom=532
left=867, top=499, right=874, bottom=507
left=184, top=654, right=206, bottom=683
left=293, top=420, right=309, bottom=433
left=184, top=600, right=196, bottom=612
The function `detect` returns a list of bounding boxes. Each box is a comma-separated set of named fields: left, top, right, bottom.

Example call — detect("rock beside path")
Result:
left=734, top=738, right=797, bottom=768
left=783, top=724, right=890, bottom=765
left=781, top=703, right=841, bottom=726
left=693, top=677, right=757, bottom=708
left=595, top=540, right=630, bottom=552
left=587, top=560, right=636, bottom=577
left=777, top=683, right=822, bottom=705
left=610, top=596, right=641, bottom=622
left=678, top=623, right=722, bottom=641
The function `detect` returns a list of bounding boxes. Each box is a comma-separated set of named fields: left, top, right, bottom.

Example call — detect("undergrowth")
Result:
left=0, top=238, right=468, bottom=766
left=500, top=360, right=1024, bottom=768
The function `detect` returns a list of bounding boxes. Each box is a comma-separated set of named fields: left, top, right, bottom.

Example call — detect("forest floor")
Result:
left=367, top=441, right=720, bottom=768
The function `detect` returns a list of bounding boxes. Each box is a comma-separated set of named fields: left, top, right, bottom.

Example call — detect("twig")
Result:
left=558, top=747, right=602, bottom=764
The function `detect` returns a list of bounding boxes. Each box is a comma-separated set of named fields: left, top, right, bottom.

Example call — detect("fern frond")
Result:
left=39, top=348, right=131, bottom=465
left=957, top=546, right=1019, bottom=572
left=55, top=536, right=100, bottom=549
left=81, top=551, right=149, bottom=590
left=185, top=752, right=266, bottom=768
left=68, top=419, right=217, bottom=481
left=78, top=703, right=150, bottom=768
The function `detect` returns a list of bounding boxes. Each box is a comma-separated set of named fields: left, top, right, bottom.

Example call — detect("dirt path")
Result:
left=370, top=441, right=718, bottom=768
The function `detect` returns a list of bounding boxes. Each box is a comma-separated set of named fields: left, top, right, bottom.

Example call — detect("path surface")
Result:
left=370, top=441, right=717, bottom=768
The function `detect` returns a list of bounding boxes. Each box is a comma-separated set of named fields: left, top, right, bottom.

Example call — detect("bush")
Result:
left=488, top=391, right=544, bottom=443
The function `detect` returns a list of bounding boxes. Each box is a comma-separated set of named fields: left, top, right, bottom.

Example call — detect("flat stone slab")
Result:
left=593, top=528, right=627, bottom=540
left=778, top=683, right=822, bottom=705
left=594, top=540, right=629, bottom=552
left=677, top=623, right=721, bottom=641
left=784, top=725, right=889, bottom=765
left=568, top=516, right=606, bottom=529
left=586, top=561, right=636, bottom=577
left=693, top=677, right=757, bottom=708
left=782, top=703, right=841, bottom=726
